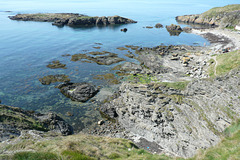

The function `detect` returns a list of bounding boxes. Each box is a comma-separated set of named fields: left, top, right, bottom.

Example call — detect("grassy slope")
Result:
left=0, top=134, right=171, bottom=160
left=208, top=50, right=240, bottom=77
left=202, top=4, right=240, bottom=18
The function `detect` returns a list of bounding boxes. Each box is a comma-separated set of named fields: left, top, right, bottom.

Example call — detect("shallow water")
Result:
left=0, top=0, right=238, bottom=131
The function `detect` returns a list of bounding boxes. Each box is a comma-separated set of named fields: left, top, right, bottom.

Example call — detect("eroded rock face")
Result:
left=0, top=105, right=73, bottom=142
left=176, top=9, right=240, bottom=28
left=56, top=82, right=99, bottom=102
left=100, top=67, right=240, bottom=158
left=9, top=13, right=137, bottom=27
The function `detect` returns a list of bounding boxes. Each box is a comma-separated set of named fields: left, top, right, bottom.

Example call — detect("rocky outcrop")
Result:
left=0, top=105, right=73, bottom=142
left=101, top=67, right=240, bottom=158
left=176, top=4, right=240, bottom=28
left=166, top=24, right=183, bottom=36
left=9, top=13, right=137, bottom=27
left=155, top=23, right=163, bottom=28
left=56, top=82, right=99, bottom=102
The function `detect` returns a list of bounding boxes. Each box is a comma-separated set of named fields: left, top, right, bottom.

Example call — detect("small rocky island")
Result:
left=9, top=13, right=137, bottom=27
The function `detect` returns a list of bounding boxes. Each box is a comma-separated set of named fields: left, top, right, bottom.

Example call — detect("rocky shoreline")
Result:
left=9, top=13, right=137, bottom=27
left=94, top=26, right=240, bottom=157
left=1, top=4, right=240, bottom=159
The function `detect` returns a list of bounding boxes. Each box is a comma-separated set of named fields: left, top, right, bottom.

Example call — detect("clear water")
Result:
left=0, top=0, right=238, bottom=131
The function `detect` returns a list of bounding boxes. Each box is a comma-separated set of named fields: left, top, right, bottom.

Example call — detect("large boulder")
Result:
left=57, top=82, right=99, bottom=102
left=166, top=24, right=183, bottom=31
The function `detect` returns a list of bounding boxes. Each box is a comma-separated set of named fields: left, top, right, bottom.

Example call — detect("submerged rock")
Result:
left=47, top=60, right=66, bottom=69
left=94, top=73, right=120, bottom=85
left=56, top=82, right=99, bottom=102
left=71, top=52, right=125, bottom=65
left=9, top=13, right=137, bottom=27
left=39, top=74, right=70, bottom=85
left=0, top=105, right=73, bottom=142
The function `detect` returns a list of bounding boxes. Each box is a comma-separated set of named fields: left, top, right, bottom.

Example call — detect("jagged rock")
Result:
left=56, top=82, right=99, bottom=102
left=0, top=105, right=73, bottom=142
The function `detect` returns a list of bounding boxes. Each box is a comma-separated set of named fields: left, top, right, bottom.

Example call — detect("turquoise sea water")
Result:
left=0, top=0, right=239, bottom=131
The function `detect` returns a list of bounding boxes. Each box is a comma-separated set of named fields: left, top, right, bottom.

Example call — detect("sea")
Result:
left=0, top=0, right=238, bottom=131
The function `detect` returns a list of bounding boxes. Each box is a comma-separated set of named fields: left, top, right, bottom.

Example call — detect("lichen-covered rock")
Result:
left=56, top=82, right=99, bottom=102
left=0, top=105, right=73, bottom=142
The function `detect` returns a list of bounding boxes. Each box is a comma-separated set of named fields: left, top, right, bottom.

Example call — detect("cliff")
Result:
left=176, top=4, right=240, bottom=28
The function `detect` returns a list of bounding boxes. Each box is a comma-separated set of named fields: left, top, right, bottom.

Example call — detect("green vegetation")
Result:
left=208, top=50, right=240, bottom=77
left=207, top=58, right=216, bottom=77
left=202, top=4, right=240, bottom=18
left=127, top=74, right=158, bottom=84
left=0, top=133, right=171, bottom=160
left=12, top=152, right=59, bottom=160
left=216, top=50, right=240, bottom=75
left=159, top=81, right=189, bottom=90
